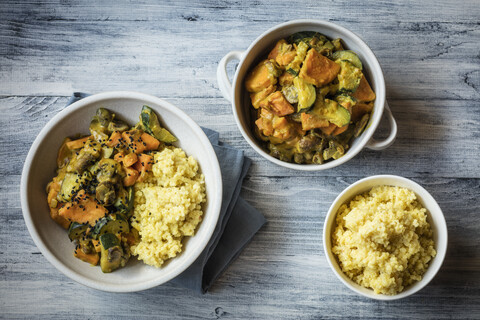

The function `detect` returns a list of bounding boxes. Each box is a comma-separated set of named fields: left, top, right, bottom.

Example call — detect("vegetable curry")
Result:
left=46, top=106, right=177, bottom=273
left=245, top=32, right=376, bottom=164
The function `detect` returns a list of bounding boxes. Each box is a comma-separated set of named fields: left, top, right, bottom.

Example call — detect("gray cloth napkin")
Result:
left=67, top=93, right=267, bottom=293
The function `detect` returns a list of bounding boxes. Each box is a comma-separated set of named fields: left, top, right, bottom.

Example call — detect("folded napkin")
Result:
left=67, top=93, right=266, bottom=293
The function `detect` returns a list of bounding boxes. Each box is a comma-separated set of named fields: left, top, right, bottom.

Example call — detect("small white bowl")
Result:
left=20, top=91, right=223, bottom=292
left=323, top=175, right=448, bottom=300
left=217, top=20, right=397, bottom=171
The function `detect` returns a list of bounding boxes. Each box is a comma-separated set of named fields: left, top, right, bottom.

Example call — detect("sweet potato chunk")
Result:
left=140, top=132, right=160, bottom=151
left=352, top=75, right=376, bottom=102
left=255, top=108, right=303, bottom=141
left=123, top=167, right=139, bottom=186
left=300, top=112, right=330, bottom=131
left=332, top=124, right=349, bottom=136
left=259, top=91, right=294, bottom=116
left=250, top=85, right=276, bottom=109
left=299, top=49, right=340, bottom=86
left=46, top=178, right=70, bottom=229
left=133, top=153, right=153, bottom=183
left=122, top=130, right=147, bottom=154
left=245, top=60, right=276, bottom=93
left=351, top=102, right=374, bottom=122
left=74, top=249, right=99, bottom=266
left=106, top=131, right=123, bottom=149
left=268, top=39, right=297, bottom=66
left=279, top=72, right=295, bottom=86
left=320, top=123, right=337, bottom=135
left=58, top=190, right=108, bottom=226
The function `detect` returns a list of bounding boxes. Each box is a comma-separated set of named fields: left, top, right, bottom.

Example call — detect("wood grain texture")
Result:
left=1, top=1, right=479, bottom=319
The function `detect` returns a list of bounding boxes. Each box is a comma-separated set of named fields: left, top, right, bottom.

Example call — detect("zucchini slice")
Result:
left=310, top=99, right=351, bottom=128
left=293, top=77, right=316, bottom=113
left=337, top=61, right=363, bottom=93
left=58, top=171, right=92, bottom=202
left=140, top=105, right=177, bottom=143
left=114, top=187, right=134, bottom=216
left=99, top=233, right=127, bottom=273
left=92, top=214, right=129, bottom=239
left=285, top=42, right=309, bottom=75
left=68, top=222, right=89, bottom=241
left=332, top=50, right=363, bottom=70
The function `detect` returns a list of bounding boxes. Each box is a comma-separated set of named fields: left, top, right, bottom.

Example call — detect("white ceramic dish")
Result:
left=323, top=175, right=448, bottom=300
left=20, top=91, right=223, bottom=292
left=217, top=19, right=397, bottom=171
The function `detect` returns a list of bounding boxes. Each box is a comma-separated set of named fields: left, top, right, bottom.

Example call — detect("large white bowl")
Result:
left=217, top=20, right=397, bottom=171
left=323, top=175, right=448, bottom=300
left=20, top=91, right=223, bottom=292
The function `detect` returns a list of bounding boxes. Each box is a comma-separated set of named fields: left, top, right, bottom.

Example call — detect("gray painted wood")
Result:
left=1, top=1, right=479, bottom=319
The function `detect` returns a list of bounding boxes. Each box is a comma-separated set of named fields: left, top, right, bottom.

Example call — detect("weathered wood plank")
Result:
left=0, top=1, right=479, bottom=100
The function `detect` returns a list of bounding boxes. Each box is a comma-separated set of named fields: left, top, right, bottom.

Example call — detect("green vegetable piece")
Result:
left=92, top=214, right=129, bottom=240
left=354, top=113, right=370, bottom=137
left=323, top=140, right=345, bottom=160
left=58, top=171, right=92, bottom=202
left=331, top=38, right=344, bottom=52
left=107, top=119, right=129, bottom=133
left=286, top=68, right=299, bottom=76
left=337, top=60, right=363, bottom=93
left=332, top=50, right=363, bottom=70
left=68, top=222, right=89, bottom=241
left=90, top=108, right=113, bottom=143
left=99, top=233, right=127, bottom=273
left=140, top=105, right=177, bottom=143
left=309, top=99, right=351, bottom=128
left=114, top=187, right=134, bottom=216
left=293, top=77, right=316, bottom=113
left=285, top=41, right=309, bottom=75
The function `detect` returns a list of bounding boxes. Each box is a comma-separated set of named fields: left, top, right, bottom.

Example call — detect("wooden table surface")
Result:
left=1, top=1, right=479, bottom=319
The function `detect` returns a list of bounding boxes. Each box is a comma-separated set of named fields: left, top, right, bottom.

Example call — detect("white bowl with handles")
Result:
left=20, top=91, right=223, bottom=292
left=217, top=19, right=397, bottom=171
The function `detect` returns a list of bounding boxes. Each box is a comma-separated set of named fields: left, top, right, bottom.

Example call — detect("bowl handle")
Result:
left=217, top=51, right=244, bottom=102
left=366, top=101, right=398, bottom=150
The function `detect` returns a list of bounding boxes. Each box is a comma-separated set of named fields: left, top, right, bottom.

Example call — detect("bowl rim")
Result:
left=231, top=19, right=387, bottom=171
left=322, top=174, right=448, bottom=300
left=20, top=91, right=223, bottom=292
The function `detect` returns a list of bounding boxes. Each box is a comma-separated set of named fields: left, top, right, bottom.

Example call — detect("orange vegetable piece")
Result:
left=133, top=153, right=153, bottom=183
left=114, top=151, right=125, bottom=163
left=58, top=190, right=108, bottom=226
left=122, top=130, right=147, bottom=154
left=91, top=239, right=102, bottom=253
left=332, top=124, right=349, bottom=136
left=140, top=133, right=160, bottom=151
left=300, top=112, right=330, bottom=131
left=259, top=91, right=294, bottom=116
left=319, top=123, right=337, bottom=135
left=46, top=178, right=70, bottom=229
left=74, top=249, right=99, bottom=265
left=107, top=131, right=124, bottom=149
left=245, top=60, right=276, bottom=93
left=123, top=167, right=139, bottom=186
left=268, top=39, right=296, bottom=66
left=299, top=49, right=340, bottom=86
left=123, top=153, right=138, bottom=167
left=66, top=136, right=92, bottom=150
left=250, top=85, right=276, bottom=109
left=351, top=102, right=374, bottom=122
left=352, top=75, right=376, bottom=102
